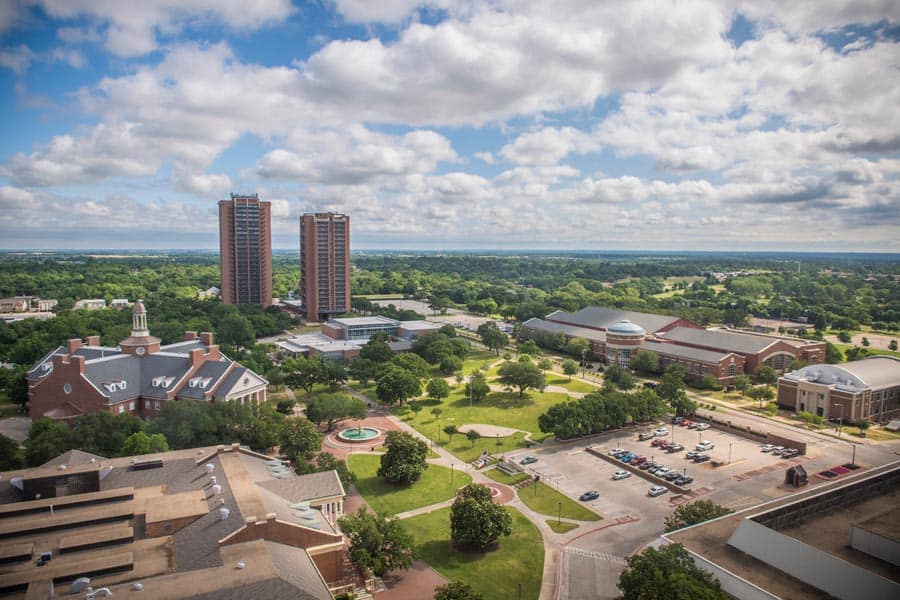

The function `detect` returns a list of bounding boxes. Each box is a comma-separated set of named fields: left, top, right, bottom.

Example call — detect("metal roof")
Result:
left=642, top=340, right=733, bottom=363
left=522, top=317, right=606, bottom=342
left=546, top=306, right=682, bottom=333
left=660, top=327, right=779, bottom=354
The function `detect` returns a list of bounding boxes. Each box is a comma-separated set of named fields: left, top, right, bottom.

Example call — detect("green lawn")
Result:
left=546, top=520, right=579, bottom=534
left=545, top=375, right=596, bottom=394
left=401, top=506, right=544, bottom=600
left=518, top=482, right=601, bottom=522
left=483, top=468, right=531, bottom=486
left=833, top=342, right=900, bottom=359
left=348, top=454, right=471, bottom=515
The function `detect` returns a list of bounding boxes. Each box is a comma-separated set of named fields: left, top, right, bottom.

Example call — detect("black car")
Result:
left=675, top=475, right=694, bottom=486
left=693, top=454, right=711, bottom=463
left=664, top=470, right=682, bottom=481
left=580, top=490, right=600, bottom=501
left=666, top=444, right=685, bottom=453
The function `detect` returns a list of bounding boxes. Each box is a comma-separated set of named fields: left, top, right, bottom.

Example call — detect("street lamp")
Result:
left=835, top=403, right=843, bottom=438
left=728, top=442, right=732, bottom=464
left=451, top=463, right=454, bottom=484
left=558, top=501, right=562, bottom=525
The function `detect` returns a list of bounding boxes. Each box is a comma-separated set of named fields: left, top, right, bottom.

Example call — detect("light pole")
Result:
left=450, top=463, right=454, bottom=485
left=558, top=501, right=562, bottom=525
left=835, top=403, right=843, bottom=438
left=728, top=442, right=732, bottom=464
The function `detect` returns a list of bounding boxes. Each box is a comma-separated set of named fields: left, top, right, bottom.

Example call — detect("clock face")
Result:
left=136, top=347, right=146, bottom=355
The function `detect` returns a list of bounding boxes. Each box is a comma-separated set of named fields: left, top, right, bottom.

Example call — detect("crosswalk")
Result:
left=564, top=546, right=628, bottom=565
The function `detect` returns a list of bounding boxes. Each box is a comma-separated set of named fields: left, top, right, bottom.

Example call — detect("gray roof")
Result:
left=74, top=346, right=122, bottom=360
left=661, top=327, right=779, bottom=355
left=265, top=541, right=333, bottom=600
left=642, top=340, right=733, bottom=364
left=783, top=357, right=900, bottom=392
left=178, top=360, right=232, bottom=399
left=258, top=471, right=345, bottom=503
left=547, top=306, right=682, bottom=333
left=40, top=449, right=107, bottom=467
left=82, top=354, right=142, bottom=403
left=214, top=366, right=248, bottom=400
left=523, top=318, right=606, bottom=342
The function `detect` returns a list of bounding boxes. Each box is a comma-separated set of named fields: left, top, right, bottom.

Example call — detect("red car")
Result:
left=632, top=456, right=647, bottom=466
left=679, top=420, right=692, bottom=427
left=651, top=438, right=667, bottom=447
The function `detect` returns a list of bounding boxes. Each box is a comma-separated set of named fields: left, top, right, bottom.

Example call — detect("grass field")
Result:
left=832, top=343, right=900, bottom=359
left=517, top=482, right=601, bottom=522
left=401, top=506, right=544, bottom=600
left=348, top=454, right=471, bottom=515
left=545, top=375, right=596, bottom=394
left=483, top=468, right=531, bottom=486
left=546, top=520, right=579, bottom=534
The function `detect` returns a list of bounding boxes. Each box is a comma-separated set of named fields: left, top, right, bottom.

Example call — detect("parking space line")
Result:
left=564, top=546, right=628, bottom=565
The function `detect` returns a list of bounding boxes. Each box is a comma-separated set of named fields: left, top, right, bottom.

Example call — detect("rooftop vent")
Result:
left=219, top=507, right=230, bottom=520
left=205, top=463, right=215, bottom=474
left=236, top=561, right=246, bottom=570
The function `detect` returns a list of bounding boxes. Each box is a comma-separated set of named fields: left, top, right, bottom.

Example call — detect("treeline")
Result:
left=537, top=388, right=668, bottom=439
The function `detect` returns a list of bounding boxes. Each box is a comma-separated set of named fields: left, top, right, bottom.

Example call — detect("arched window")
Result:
left=728, top=364, right=736, bottom=376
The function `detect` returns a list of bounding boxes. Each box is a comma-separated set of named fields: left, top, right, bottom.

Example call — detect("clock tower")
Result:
left=119, top=299, right=161, bottom=355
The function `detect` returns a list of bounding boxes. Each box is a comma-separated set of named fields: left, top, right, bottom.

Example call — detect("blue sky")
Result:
left=0, top=1, right=898, bottom=251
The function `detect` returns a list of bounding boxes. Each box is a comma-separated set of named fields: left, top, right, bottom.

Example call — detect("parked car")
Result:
left=671, top=416, right=684, bottom=424
left=607, top=447, right=625, bottom=456
left=696, top=423, right=710, bottom=431
left=781, top=448, right=800, bottom=458
left=612, top=470, right=631, bottom=480
left=653, top=467, right=672, bottom=476
left=654, top=428, right=669, bottom=437
left=648, top=485, right=668, bottom=497
left=638, top=432, right=655, bottom=441
left=520, top=455, right=538, bottom=465
left=771, top=446, right=785, bottom=456
left=580, top=490, right=600, bottom=501
left=639, top=461, right=654, bottom=470
left=613, top=450, right=630, bottom=459
left=693, top=454, right=711, bottom=463
left=678, top=419, right=692, bottom=427
left=760, top=444, right=776, bottom=452
left=621, top=453, right=636, bottom=463
left=666, top=444, right=685, bottom=453
left=685, top=450, right=701, bottom=460
left=632, top=456, right=647, bottom=466
left=696, top=441, right=714, bottom=451
left=688, top=422, right=701, bottom=429
left=665, top=470, right=682, bottom=481
left=675, top=475, right=694, bottom=486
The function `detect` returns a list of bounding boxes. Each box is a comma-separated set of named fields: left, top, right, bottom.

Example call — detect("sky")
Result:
left=0, top=1, right=898, bottom=252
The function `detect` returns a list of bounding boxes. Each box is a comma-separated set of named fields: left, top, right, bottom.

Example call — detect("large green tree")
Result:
left=450, top=483, right=512, bottom=550
left=0, top=434, right=22, bottom=471
left=630, top=349, right=660, bottom=374
left=338, top=508, right=413, bottom=577
left=664, top=500, right=733, bottom=532
left=279, top=418, right=322, bottom=462
left=375, top=365, right=421, bottom=406
left=70, top=411, right=143, bottom=457
left=465, top=371, right=490, bottom=403
left=426, top=377, right=451, bottom=401
left=657, top=365, right=687, bottom=403
left=618, top=543, right=728, bottom=600
left=121, top=431, right=170, bottom=456
left=377, top=430, right=429, bottom=484
left=305, top=392, right=366, bottom=431
left=477, top=322, right=508, bottom=354
left=755, top=365, right=778, bottom=387
left=24, top=417, right=75, bottom=466
left=283, top=356, right=324, bottom=394
left=217, top=313, right=256, bottom=348
left=497, top=360, right=545, bottom=397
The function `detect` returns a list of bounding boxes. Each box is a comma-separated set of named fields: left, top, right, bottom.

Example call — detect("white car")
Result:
left=696, top=441, right=714, bottom=451
left=654, top=428, right=669, bottom=437
left=648, top=485, right=668, bottom=497
left=612, top=470, right=631, bottom=480
left=696, top=423, right=710, bottom=431
left=607, top=447, right=625, bottom=456
left=761, top=444, right=775, bottom=452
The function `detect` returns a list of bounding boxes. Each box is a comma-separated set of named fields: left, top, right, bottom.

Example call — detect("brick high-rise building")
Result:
left=299, top=212, right=350, bottom=321
left=219, top=194, right=272, bottom=306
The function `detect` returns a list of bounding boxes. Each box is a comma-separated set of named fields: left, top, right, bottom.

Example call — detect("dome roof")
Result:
left=608, top=319, right=645, bottom=335
left=133, top=299, right=146, bottom=315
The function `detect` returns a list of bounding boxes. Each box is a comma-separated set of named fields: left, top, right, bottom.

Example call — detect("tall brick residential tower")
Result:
left=299, top=212, right=350, bottom=321
left=218, top=194, right=272, bottom=306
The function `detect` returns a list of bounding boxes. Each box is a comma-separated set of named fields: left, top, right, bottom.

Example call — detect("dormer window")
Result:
left=153, top=376, right=175, bottom=388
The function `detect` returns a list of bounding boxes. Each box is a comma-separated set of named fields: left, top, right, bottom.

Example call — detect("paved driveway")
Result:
left=0, top=417, right=30, bottom=443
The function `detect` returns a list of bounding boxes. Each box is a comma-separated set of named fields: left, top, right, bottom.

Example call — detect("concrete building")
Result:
left=27, top=301, right=267, bottom=422
left=73, top=298, right=106, bottom=311
left=777, top=356, right=900, bottom=423
left=219, top=193, right=273, bottom=307
left=299, top=212, right=350, bottom=322
left=664, top=462, right=900, bottom=600
left=0, top=444, right=350, bottom=599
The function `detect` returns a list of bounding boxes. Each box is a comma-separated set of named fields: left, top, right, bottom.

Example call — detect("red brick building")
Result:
left=27, top=301, right=267, bottom=422
left=299, top=212, right=350, bottom=322
left=219, top=193, right=273, bottom=307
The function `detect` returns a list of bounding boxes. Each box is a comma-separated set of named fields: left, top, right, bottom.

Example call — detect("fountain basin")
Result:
left=338, top=427, right=381, bottom=443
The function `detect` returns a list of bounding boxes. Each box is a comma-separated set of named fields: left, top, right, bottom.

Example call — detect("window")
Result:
left=129, top=401, right=135, bottom=410
left=63, top=383, right=72, bottom=395
left=154, top=400, right=160, bottom=410
left=728, top=364, right=736, bottom=377
left=810, top=356, right=818, bottom=364
left=118, top=404, right=125, bottom=414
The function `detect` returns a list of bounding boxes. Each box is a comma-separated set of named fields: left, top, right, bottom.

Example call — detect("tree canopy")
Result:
left=375, top=365, right=422, bottom=406
left=338, top=508, right=413, bottom=577
left=305, top=392, right=366, bottom=431
left=450, top=483, right=513, bottom=550
left=618, top=543, right=729, bottom=600
left=497, top=360, right=545, bottom=397
left=664, top=500, right=733, bottom=532
left=377, top=431, right=429, bottom=484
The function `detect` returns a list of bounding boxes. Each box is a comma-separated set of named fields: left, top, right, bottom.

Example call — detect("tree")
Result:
left=434, top=582, right=484, bottom=600
left=861, top=336, right=870, bottom=347
left=565, top=337, right=590, bottom=361
left=443, top=424, right=459, bottom=442
left=669, top=389, right=698, bottom=417
left=305, top=392, right=366, bottom=431
left=279, top=418, right=322, bottom=462
left=439, top=354, right=463, bottom=375
left=603, top=364, right=637, bottom=390
left=4, top=366, right=28, bottom=410
left=890, top=339, right=898, bottom=351
left=71, top=411, right=143, bottom=457
left=855, top=419, right=871, bottom=433
left=733, top=374, right=751, bottom=397
left=497, top=361, right=545, bottom=397
left=477, top=322, right=508, bottom=354
left=517, top=338, right=541, bottom=356
left=554, top=358, right=575, bottom=381
left=537, top=358, right=552, bottom=373
left=338, top=508, right=414, bottom=577
left=320, top=360, right=348, bottom=388
left=348, top=358, right=379, bottom=387
left=746, top=385, right=775, bottom=408
left=312, top=451, right=356, bottom=489
left=376, top=366, right=421, bottom=406
left=359, top=338, right=395, bottom=363
left=24, top=417, right=76, bottom=466
left=0, top=434, right=22, bottom=471
left=657, top=365, right=687, bottom=403
left=837, top=330, right=852, bottom=343
left=618, top=543, right=728, bottom=600
left=217, top=313, right=255, bottom=348
left=825, top=341, right=844, bottom=364
left=122, top=431, right=170, bottom=456
left=439, top=324, right=457, bottom=338
left=378, top=431, right=429, bottom=484
left=630, top=349, right=660, bottom=374
left=276, top=398, right=296, bottom=414
left=466, top=429, right=481, bottom=448
left=755, top=365, right=778, bottom=387
left=392, top=353, right=431, bottom=379
left=664, top=500, right=733, bottom=532
left=465, top=371, right=490, bottom=403
left=408, top=400, right=422, bottom=420
left=427, top=377, right=451, bottom=401
left=283, top=356, right=324, bottom=394
left=450, top=484, right=512, bottom=550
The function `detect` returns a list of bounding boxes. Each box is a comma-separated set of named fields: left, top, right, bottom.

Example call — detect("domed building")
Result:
left=605, top=320, right=646, bottom=368
left=27, top=302, right=268, bottom=422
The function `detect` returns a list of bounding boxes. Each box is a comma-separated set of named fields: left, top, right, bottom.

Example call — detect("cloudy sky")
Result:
left=1, top=1, right=898, bottom=251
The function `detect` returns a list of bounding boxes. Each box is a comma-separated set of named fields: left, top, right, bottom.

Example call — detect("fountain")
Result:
left=337, top=427, right=381, bottom=443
